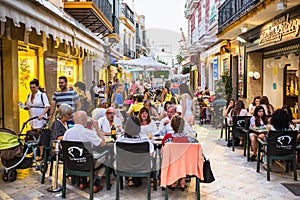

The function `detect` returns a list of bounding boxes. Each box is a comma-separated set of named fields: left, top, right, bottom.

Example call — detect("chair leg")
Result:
left=232, top=137, right=235, bottom=151
left=105, top=165, right=111, bottom=190
left=267, top=157, right=271, bottom=181
left=49, top=157, right=54, bottom=177
left=247, top=137, right=251, bottom=162
left=293, top=158, right=297, bottom=181
left=62, top=169, right=66, bottom=199
left=225, top=121, right=228, bottom=141
left=120, top=176, right=124, bottom=190
left=147, top=175, right=151, bottom=200
left=195, top=178, right=200, bottom=200
left=256, top=144, right=261, bottom=173
left=41, top=155, right=48, bottom=184
left=243, top=136, right=247, bottom=156
left=89, top=175, right=93, bottom=200
left=165, top=186, right=168, bottom=200
left=116, top=175, right=120, bottom=200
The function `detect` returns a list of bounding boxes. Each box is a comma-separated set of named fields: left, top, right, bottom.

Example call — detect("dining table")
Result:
left=249, top=126, right=268, bottom=135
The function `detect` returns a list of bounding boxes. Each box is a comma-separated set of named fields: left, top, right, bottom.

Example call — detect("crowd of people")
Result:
left=20, top=76, right=300, bottom=191
left=19, top=76, right=197, bottom=192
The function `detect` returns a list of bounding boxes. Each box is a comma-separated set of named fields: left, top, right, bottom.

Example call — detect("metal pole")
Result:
left=47, top=140, right=62, bottom=192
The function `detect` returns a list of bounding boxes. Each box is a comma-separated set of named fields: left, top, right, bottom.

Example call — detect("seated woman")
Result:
left=144, top=100, right=159, bottom=120
left=249, top=106, right=268, bottom=162
left=162, top=114, right=198, bottom=191
left=50, top=103, right=73, bottom=141
left=115, top=116, right=154, bottom=187
left=138, top=106, right=157, bottom=139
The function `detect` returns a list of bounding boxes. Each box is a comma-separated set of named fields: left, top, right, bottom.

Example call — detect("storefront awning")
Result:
left=0, top=0, right=104, bottom=56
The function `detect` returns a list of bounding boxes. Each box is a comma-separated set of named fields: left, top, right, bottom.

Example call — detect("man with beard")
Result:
left=49, top=76, right=81, bottom=120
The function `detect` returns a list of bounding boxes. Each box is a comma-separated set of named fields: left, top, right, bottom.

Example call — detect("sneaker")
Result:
left=250, top=155, right=257, bottom=162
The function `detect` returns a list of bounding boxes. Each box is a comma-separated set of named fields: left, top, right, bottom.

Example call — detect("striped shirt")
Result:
left=52, top=89, right=80, bottom=112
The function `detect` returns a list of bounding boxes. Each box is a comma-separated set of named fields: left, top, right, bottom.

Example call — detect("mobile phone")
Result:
left=18, top=102, right=26, bottom=109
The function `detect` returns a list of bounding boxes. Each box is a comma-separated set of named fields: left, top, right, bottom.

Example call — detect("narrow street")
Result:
left=1, top=123, right=299, bottom=200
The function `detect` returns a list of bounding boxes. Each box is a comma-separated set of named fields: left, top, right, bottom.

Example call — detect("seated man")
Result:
left=98, top=107, right=123, bottom=136
left=63, top=110, right=106, bottom=193
left=158, top=106, right=195, bottom=137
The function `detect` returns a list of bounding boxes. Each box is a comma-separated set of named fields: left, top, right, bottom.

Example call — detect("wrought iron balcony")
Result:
left=122, top=4, right=134, bottom=24
left=64, top=0, right=114, bottom=35
left=218, top=0, right=260, bottom=34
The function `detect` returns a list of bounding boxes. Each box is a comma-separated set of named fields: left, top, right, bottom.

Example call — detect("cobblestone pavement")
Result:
left=1, top=123, right=300, bottom=200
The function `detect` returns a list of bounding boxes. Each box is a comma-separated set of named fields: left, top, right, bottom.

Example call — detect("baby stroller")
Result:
left=0, top=116, right=47, bottom=182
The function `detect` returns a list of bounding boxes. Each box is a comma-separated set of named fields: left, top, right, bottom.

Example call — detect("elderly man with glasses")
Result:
left=98, top=107, right=123, bottom=136
left=157, top=105, right=195, bottom=137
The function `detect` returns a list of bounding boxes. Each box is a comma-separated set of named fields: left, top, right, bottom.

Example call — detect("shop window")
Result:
left=57, top=57, right=78, bottom=88
left=18, top=44, right=38, bottom=128
left=284, top=65, right=299, bottom=113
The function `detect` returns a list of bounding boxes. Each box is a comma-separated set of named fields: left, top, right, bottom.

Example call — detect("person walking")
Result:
left=74, top=81, right=93, bottom=116
left=49, top=76, right=81, bottom=121
left=24, top=79, right=50, bottom=129
left=179, top=83, right=195, bottom=126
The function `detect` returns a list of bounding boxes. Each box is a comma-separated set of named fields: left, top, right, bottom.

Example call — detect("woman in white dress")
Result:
left=179, top=83, right=195, bottom=126
left=25, top=79, right=50, bottom=129
left=138, top=107, right=157, bottom=139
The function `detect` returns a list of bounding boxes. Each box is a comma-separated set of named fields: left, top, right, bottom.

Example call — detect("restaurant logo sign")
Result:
left=259, top=13, right=300, bottom=46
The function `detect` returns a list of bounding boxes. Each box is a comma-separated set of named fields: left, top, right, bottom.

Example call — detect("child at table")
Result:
left=249, top=106, right=268, bottom=162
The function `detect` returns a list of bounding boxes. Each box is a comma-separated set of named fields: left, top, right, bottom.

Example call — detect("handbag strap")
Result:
left=202, top=154, right=208, bottom=162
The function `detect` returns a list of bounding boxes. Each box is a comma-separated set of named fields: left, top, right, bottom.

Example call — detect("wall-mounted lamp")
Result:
left=236, top=36, right=248, bottom=44
left=248, top=71, right=261, bottom=80
left=276, top=0, right=287, bottom=10
left=240, top=24, right=248, bottom=33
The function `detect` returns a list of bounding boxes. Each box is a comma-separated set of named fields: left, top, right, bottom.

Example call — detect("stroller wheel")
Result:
left=8, top=169, right=17, bottom=182
left=2, top=172, right=8, bottom=182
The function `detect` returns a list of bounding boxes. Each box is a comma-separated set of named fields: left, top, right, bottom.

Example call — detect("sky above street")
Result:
left=125, top=0, right=188, bottom=34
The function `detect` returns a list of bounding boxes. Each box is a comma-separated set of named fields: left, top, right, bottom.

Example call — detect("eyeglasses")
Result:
left=58, top=82, right=65, bottom=84
left=66, top=113, right=72, bottom=116
left=106, top=112, right=114, bottom=115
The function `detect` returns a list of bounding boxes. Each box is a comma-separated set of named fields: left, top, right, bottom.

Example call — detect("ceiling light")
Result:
left=276, top=0, right=287, bottom=11
left=240, top=24, right=248, bottom=33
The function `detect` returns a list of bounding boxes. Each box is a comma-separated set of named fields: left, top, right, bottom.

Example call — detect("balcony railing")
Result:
left=218, top=0, right=260, bottom=34
left=92, top=0, right=112, bottom=23
left=122, top=4, right=134, bottom=24
left=64, top=0, right=114, bottom=34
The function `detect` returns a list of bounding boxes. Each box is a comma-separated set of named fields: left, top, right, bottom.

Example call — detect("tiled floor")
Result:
left=1, top=123, right=300, bottom=200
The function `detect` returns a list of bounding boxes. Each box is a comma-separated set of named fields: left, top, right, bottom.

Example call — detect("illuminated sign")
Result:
left=259, top=13, right=300, bottom=46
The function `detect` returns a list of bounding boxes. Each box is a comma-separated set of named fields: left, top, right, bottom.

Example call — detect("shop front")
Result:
left=0, top=1, right=104, bottom=132
left=245, top=6, right=300, bottom=115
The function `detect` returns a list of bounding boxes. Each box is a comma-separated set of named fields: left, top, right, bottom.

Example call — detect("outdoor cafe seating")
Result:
left=115, top=141, right=156, bottom=200
left=60, top=141, right=111, bottom=200
left=256, top=130, right=298, bottom=181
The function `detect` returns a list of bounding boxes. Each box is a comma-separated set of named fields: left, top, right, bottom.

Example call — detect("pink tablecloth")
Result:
left=160, top=143, right=204, bottom=187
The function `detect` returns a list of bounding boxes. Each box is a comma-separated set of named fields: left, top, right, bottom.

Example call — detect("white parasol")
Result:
left=116, top=56, right=171, bottom=71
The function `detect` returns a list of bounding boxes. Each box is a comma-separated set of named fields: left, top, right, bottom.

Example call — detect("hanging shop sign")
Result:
left=259, top=13, right=300, bottom=47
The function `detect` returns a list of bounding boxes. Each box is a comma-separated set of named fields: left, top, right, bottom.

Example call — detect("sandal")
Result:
left=150, top=178, right=154, bottom=187
left=128, top=177, right=134, bottom=187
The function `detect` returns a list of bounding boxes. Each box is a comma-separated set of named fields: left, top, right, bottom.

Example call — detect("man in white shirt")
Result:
left=98, top=107, right=123, bottom=136
left=63, top=110, right=106, bottom=193
left=158, top=106, right=195, bottom=137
